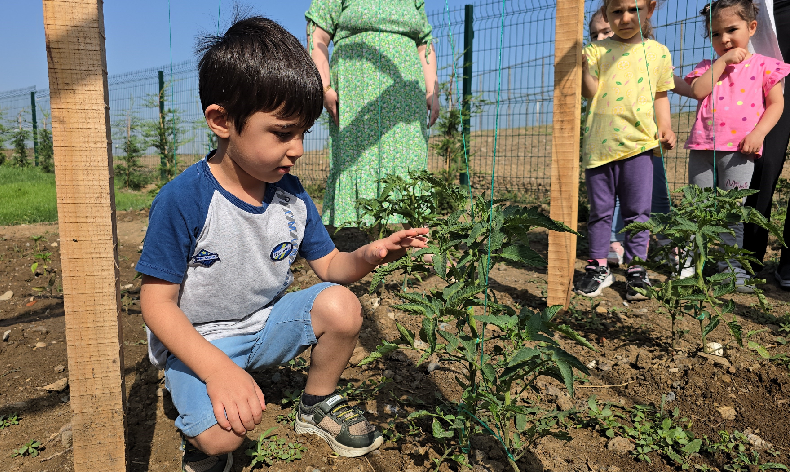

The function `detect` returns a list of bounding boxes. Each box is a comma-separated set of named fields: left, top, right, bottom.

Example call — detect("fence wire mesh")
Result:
left=0, top=0, right=774, bottom=201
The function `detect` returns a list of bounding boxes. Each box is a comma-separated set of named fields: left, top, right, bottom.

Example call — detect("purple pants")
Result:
left=585, top=151, right=653, bottom=264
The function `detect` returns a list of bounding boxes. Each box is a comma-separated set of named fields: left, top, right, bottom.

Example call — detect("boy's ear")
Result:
left=205, top=104, right=231, bottom=139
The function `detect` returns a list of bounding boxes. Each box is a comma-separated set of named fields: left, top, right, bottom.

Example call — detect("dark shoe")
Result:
left=626, top=266, right=651, bottom=301
left=775, top=265, right=790, bottom=290
left=295, top=394, right=383, bottom=457
left=181, top=436, right=232, bottom=472
left=573, top=260, right=614, bottom=297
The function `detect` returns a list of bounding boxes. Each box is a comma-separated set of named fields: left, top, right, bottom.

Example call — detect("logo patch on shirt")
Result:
left=192, top=249, right=221, bottom=267
left=270, top=242, right=294, bottom=261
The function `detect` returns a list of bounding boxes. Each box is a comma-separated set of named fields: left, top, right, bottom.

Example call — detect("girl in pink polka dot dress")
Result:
left=685, top=0, right=790, bottom=292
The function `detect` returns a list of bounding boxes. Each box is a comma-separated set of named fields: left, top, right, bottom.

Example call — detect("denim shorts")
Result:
left=164, top=282, right=336, bottom=437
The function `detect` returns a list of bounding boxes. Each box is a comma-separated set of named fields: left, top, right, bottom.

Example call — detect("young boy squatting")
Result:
left=136, top=16, right=428, bottom=471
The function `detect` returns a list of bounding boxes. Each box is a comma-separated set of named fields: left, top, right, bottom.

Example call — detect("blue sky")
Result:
left=3, top=0, right=471, bottom=92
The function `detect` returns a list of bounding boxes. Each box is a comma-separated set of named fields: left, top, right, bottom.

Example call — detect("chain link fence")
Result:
left=0, top=1, right=756, bottom=200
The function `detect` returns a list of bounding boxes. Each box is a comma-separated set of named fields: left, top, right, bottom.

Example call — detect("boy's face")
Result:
left=224, top=110, right=308, bottom=184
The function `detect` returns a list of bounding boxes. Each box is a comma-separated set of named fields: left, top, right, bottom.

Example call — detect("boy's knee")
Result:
left=190, top=426, right=245, bottom=456
left=313, top=285, right=362, bottom=335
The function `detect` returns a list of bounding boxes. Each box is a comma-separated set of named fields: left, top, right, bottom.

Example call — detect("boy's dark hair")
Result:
left=700, top=0, right=759, bottom=38
left=196, top=16, right=323, bottom=134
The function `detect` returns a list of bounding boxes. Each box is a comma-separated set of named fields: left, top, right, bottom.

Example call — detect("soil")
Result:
left=1, top=211, right=789, bottom=472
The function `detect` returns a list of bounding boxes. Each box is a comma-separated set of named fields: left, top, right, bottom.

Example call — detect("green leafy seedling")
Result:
left=245, top=427, right=306, bottom=469
left=11, top=439, right=42, bottom=458
left=0, top=414, right=20, bottom=429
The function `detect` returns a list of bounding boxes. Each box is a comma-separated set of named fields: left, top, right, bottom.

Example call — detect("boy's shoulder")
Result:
left=154, top=159, right=213, bottom=204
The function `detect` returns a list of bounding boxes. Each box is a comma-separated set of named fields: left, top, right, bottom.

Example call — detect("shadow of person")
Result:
left=323, top=40, right=429, bottom=225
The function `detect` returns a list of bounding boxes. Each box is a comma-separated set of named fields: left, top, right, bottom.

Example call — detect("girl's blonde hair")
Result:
left=601, top=0, right=656, bottom=39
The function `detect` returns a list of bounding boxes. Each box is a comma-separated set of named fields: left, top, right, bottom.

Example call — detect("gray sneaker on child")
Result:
left=295, top=394, right=383, bottom=457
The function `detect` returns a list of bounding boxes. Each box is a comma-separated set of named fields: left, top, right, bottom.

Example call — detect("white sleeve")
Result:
left=750, top=0, right=783, bottom=61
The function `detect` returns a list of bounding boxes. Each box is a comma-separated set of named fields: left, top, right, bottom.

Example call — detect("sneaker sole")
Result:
left=295, top=417, right=384, bottom=457
left=574, top=273, right=614, bottom=298
left=775, top=269, right=790, bottom=289
left=182, top=452, right=232, bottom=472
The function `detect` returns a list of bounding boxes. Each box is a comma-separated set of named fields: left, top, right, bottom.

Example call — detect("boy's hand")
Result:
left=364, top=228, right=429, bottom=265
left=658, top=128, right=676, bottom=150
left=740, top=130, right=765, bottom=155
left=720, top=48, right=749, bottom=65
left=204, top=364, right=266, bottom=435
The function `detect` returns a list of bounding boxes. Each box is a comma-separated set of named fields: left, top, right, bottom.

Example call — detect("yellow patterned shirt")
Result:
left=582, top=38, right=674, bottom=169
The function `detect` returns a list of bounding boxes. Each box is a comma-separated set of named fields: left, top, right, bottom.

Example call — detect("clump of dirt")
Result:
left=0, top=214, right=788, bottom=471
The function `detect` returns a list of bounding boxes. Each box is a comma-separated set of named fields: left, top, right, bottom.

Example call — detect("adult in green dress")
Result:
left=306, top=0, right=439, bottom=227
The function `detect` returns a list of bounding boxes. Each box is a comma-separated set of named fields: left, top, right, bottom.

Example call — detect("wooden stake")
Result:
left=42, top=1, right=126, bottom=470
left=548, top=0, right=584, bottom=308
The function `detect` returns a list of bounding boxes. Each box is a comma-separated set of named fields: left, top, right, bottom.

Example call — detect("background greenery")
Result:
left=0, top=165, right=153, bottom=226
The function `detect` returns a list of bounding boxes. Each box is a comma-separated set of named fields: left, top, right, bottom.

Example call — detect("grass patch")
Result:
left=0, top=165, right=153, bottom=226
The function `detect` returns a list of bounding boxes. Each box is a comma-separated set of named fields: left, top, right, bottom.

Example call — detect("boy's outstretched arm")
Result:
left=309, top=228, right=429, bottom=284
left=140, top=276, right=266, bottom=435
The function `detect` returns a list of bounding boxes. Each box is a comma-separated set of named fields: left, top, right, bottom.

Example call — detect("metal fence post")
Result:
left=158, top=70, right=166, bottom=180
left=460, top=4, right=473, bottom=187
left=30, top=91, right=39, bottom=166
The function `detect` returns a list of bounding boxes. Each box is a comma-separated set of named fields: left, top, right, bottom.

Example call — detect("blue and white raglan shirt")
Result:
left=135, top=154, right=336, bottom=368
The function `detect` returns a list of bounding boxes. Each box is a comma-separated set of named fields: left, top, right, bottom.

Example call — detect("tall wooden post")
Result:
left=43, top=1, right=127, bottom=470
left=547, top=1, right=584, bottom=308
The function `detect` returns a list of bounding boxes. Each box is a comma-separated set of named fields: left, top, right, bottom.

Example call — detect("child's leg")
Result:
left=586, top=163, right=618, bottom=264
left=714, top=151, right=755, bottom=270
left=169, top=282, right=347, bottom=457
left=651, top=155, right=671, bottom=215
left=688, top=150, right=715, bottom=189
left=616, top=152, right=653, bottom=263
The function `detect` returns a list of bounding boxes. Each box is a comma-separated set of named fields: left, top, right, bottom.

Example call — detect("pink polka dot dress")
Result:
left=684, top=53, right=790, bottom=156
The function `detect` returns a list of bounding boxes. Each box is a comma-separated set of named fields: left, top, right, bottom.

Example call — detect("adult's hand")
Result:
left=426, top=91, right=439, bottom=128
left=324, top=87, right=339, bottom=126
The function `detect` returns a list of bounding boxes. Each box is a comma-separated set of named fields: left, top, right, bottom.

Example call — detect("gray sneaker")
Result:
left=723, top=266, right=755, bottom=293
left=295, top=394, right=383, bottom=457
left=180, top=436, right=232, bottom=472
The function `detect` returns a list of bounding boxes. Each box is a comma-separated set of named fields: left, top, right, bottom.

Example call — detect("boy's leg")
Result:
left=304, top=285, right=363, bottom=395
left=616, top=152, right=653, bottom=264
left=167, top=283, right=341, bottom=458
left=290, top=285, right=383, bottom=456
left=651, top=154, right=671, bottom=215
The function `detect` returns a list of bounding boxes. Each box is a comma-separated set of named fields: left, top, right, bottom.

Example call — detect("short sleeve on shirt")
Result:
left=763, top=59, right=790, bottom=95
left=136, top=172, right=210, bottom=284
left=655, top=46, right=674, bottom=92
left=685, top=59, right=712, bottom=85
left=414, top=0, right=433, bottom=46
left=584, top=42, right=601, bottom=78
left=298, top=191, right=335, bottom=261
left=305, top=0, right=343, bottom=39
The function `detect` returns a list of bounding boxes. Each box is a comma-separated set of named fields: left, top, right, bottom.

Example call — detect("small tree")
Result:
left=115, top=108, right=149, bottom=190
left=143, top=83, right=189, bottom=183
left=0, top=108, right=8, bottom=166
left=11, top=111, right=31, bottom=167
left=38, top=109, right=54, bottom=173
left=430, top=62, right=488, bottom=185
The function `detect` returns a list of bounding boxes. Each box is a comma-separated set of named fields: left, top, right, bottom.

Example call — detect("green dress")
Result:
left=306, top=0, right=433, bottom=226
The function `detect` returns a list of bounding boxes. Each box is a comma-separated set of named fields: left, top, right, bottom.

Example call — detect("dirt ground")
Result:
left=1, top=210, right=789, bottom=472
